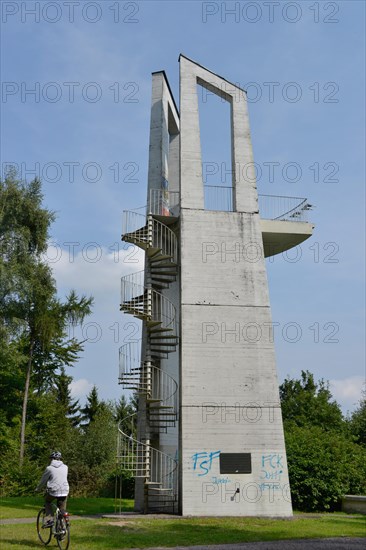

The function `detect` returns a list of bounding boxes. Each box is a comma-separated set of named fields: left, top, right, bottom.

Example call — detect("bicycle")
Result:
left=37, top=502, right=70, bottom=549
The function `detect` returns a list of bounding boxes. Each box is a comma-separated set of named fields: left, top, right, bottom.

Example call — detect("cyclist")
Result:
left=36, top=451, right=69, bottom=526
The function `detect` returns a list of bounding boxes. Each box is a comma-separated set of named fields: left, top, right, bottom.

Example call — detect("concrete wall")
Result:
left=179, top=210, right=291, bottom=516
left=179, top=56, right=292, bottom=517
left=342, top=495, right=366, bottom=515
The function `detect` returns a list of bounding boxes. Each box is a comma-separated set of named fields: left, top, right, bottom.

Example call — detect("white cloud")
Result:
left=47, top=244, right=144, bottom=295
left=70, top=378, right=94, bottom=401
left=330, top=376, right=365, bottom=410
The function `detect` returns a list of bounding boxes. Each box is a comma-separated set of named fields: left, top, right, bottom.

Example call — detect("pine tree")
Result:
left=81, top=386, right=102, bottom=427
left=55, top=368, right=82, bottom=427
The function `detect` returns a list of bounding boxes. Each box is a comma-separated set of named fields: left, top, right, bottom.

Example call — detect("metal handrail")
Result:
left=120, top=273, right=177, bottom=332
left=119, top=341, right=142, bottom=378
left=204, top=185, right=233, bottom=211
left=119, top=358, right=178, bottom=414
left=122, top=213, right=178, bottom=266
left=258, top=194, right=311, bottom=222
left=117, top=425, right=178, bottom=497
left=122, top=210, right=146, bottom=235
left=122, top=190, right=180, bottom=232
left=203, top=185, right=312, bottom=221
left=148, top=189, right=180, bottom=216
left=123, top=187, right=312, bottom=221
left=149, top=217, right=178, bottom=264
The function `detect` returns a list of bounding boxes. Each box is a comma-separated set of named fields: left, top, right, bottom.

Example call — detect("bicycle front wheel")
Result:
left=36, top=508, right=52, bottom=545
left=56, top=517, right=70, bottom=550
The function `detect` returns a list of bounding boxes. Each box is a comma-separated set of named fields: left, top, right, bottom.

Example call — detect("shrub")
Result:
left=285, top=424, right=366, bottom=511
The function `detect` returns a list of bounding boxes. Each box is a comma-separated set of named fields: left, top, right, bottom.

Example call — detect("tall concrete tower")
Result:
left=117, top=56, right=314, bottom=517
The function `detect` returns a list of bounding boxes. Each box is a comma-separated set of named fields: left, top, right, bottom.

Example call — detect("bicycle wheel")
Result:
left=55, top=516, right=70, bottom=550
left=36, top=508, right=52, bottom=545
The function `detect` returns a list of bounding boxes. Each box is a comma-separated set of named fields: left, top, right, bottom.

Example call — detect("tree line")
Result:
left=0, top=170, right=135, bottom=497
left=280, top=370, right=365, bottom=511
left=1, top=172, right=365, bottom=509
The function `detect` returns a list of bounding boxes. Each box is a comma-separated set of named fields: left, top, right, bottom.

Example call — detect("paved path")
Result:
left=128, top=542, right=365, bottom=550
left=0, top=515, right=97, bottom=525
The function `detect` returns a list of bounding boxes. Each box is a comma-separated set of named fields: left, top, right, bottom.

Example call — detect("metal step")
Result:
left=147, top=248, right=163, bottom=258
left=149, top=253, right=173, bottom=262
left=149, top=333, right=177, bottom=340
left=150, top=346, right=177, bottom=355
left=150, top=265, right=177, bottom=271
left=148, top=325, right=174, bottom=333
left=151, top=275, right=176, bottom=283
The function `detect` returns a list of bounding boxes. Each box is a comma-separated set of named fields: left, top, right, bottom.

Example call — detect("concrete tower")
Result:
left=117, top=56, right=314, bottom=517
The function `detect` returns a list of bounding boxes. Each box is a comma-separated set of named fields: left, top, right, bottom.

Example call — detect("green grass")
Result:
left=0, top=497, right=134, bottom=519
left=0, top=515, right=365, bottom=549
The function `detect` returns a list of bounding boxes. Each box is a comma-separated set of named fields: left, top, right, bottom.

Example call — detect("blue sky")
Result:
left=1, top=0, right=365, bottom=412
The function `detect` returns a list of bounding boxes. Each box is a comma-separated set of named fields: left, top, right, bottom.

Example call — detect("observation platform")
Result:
left=261, top=218, right=314, bottom=257
left=123, top=188, right=315, bottom=259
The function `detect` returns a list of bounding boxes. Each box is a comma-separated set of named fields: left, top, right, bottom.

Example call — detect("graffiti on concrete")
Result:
left=260, top=453, right=284, bottom=490
left=191, top=451, right=221, bottom=476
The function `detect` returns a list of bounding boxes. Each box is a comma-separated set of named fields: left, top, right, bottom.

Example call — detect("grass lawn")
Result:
left=0, top=513, right=365, bottom=549
left=0, top=497, right=134, bottom=519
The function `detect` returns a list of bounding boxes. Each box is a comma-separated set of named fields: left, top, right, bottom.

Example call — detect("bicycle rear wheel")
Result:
left=56, top=516, right=70, bottom=550
left=36, top=508, right=52, bottom=545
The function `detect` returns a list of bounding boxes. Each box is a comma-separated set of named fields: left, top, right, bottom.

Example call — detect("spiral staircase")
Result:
left=116, top=421, right=178, bottom=513
left=117, top=191, right=179, bottom=513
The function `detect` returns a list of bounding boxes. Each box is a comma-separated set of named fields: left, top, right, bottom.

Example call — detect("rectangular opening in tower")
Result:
left=197, top=82, right=233, bottom=212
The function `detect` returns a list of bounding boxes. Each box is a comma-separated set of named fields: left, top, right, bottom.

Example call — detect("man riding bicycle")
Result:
left=36, top=451, right=69, bottom=526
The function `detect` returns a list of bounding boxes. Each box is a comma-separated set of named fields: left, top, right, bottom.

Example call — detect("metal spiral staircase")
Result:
left=119, top=342, right=178, bottom=431
left=118, top=192, right=179, bottom=513
left=117, top=421, right=178, bottom=513
left=120, top=270, right=178, bottom=357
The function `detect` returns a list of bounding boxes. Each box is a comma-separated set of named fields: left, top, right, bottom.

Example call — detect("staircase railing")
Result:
left=150, top=218, right=178, bottom=264
left=117, top=425, right=178, bottom=496
left=258, top=194, right=312, bottom=222
left=120, top=270, right=146, bottom=304
left=203, top=185, right=312, bottom=221
left=120, top=273, right=177, bottom=333
left=122, top=215, right=178, bottom=267
left=117, top=422, right=149, bottom=478
left=122, top=190, right=180, bottom=236
left=118, top=188, right=179, bottom=513
left=119, top=354, right=178, bottom=415
left=119, top=341, right=142, bottom=381
left=122, top=210, right=147, bottom=237
left=148, top=189, right=180, bottom=216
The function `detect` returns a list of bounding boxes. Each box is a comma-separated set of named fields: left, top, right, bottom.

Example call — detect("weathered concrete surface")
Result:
left=179, top=56, right=291, bottom=517
left=179, top=55, right=258, bottom=213
left=261, top=219, right=314, bottom=257
left=342, top=495, right=366, bottom=515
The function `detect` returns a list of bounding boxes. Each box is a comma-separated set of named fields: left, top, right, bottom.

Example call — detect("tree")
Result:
left=17, top=269, right=92, bottom=465
left=115, top=394, right=137, bottom=436
left=1, top=174, right=55, bottom=464
left=81, top=386, right=104, bottom=427
left=55, top=367, right=82, bottom=427
left=285, top=425, right=366, bottom=511
left=347, top=390, right=366, bottom=446
left=68, top=401, right=118, bottom=497
left=280, top=370, right=344, bottom=430
left=0, top=171, right=93, bottom=465
left=280, top=371, right=366, bottom=511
